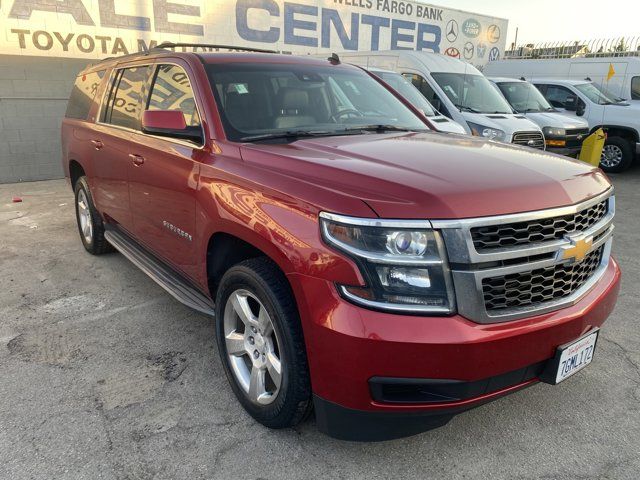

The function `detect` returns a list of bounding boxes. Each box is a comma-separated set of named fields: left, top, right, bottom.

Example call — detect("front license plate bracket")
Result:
left=540, top=328, right=600, bottom=385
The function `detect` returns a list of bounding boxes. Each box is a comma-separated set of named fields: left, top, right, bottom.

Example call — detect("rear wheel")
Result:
left=74, top=176, right=113, bottom=255
left=600, top=137, right=633, bottom=173
left=215, top=258, right=312, bottom=428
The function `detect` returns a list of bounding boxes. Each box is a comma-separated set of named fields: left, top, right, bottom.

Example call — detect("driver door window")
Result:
left=543, top=85, right=576, bottom=109
left=403, top=73, right=450, bottom=118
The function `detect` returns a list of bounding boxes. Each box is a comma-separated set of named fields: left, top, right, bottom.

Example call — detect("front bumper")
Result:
left=546, top=145, right=582, bottom=157
left=289, top=257, right=621, bottom=441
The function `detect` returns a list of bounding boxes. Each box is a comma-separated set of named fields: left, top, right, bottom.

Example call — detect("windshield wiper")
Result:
left=454, top=104, right=481, bottom=113
left=240, top=130, right=342, bottom=142
left=342, top=124, right=425, bottom=133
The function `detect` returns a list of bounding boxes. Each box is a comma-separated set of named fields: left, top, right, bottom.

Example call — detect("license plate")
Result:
left=541, top=329, right=599, bottom=385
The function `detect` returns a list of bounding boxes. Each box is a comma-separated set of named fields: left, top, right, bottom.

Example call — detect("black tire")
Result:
left=600, top=136, right=634, bottom=173
left=215, top=257, right=312, bottom=429
left=74, top=176, right=113, bottom=255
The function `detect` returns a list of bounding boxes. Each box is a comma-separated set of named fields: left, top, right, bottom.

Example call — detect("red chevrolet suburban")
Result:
left=61, top=44, right=620, bottom=441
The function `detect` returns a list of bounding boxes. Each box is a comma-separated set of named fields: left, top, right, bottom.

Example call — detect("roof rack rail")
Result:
left=154, top=42, right=277, bottom=54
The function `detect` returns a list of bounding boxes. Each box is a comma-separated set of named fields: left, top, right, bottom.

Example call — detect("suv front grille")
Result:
left=566, top=128, right=590, bottom=148
left=434, top=191, right=614, bottom=323
left=470, top=200, right=608, bottom=251
left=482, top=246, right=604, bottom=312
left=512, top=131, right=545, bottom=149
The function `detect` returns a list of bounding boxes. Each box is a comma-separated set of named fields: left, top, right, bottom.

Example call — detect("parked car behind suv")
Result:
left=532, top=79, right=640, bottom=172
left=62, top=45, right=620, bottom=441
left=488, top=77, right=590, bottom=157
left=366, top=67, right=467, bottom=134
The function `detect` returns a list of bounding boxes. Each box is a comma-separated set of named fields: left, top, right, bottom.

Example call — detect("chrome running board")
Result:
left=104, top=227, right=215, bottom=316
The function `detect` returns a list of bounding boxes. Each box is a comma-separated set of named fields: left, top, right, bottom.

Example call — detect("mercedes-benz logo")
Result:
left=446, top=20, right=459, bottom=43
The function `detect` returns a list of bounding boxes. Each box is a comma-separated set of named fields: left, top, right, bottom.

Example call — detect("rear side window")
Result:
left=147, top=64, right=201, bottom=128
left=65, top=70, right=105, bottom=120
left=102, top=66, right=150, bottom=130
left=632, top=77, right=640, bottom=100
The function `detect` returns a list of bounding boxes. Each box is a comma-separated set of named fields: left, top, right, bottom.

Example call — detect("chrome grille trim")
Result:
left=482, top=245, right=604, bottom=311
left=512, top=131, right=545, bottom=149
left=470, top=200, right=608, bottom=250
left=433, top=189, right=614, bottom=323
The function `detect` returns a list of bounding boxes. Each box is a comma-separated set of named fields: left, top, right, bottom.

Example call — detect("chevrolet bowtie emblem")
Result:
left=561, top=236, right=593, bottom=262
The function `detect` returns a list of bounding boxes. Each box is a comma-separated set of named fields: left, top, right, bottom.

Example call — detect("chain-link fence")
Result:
left=505, top=37, right=640, bottom=60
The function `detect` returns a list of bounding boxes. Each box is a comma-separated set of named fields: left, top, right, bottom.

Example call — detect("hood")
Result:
left=239, top=131, right=610, bottom=219
left=461, top=112, right=541, bottom=135
left=525, top=112, right=589, bottom=129
left=429, top=115, right=467, bottom=134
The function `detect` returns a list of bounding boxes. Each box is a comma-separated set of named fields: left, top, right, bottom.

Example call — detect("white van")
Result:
left=366, top=68, right=467, bottom=134
left=530, top=78, right=640, bottom=172
left=488, top=77, right=590, bottom=157
left=339, top=51, right=546, bottom=150
left=484, top=57, right=640, bottom=105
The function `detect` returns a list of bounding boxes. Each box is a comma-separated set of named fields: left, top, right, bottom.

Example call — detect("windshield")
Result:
left=431, top=72, right=513, bottom=114
left=497, top=81, right=553, bottom=113
left=372, top=71, right=437, bottom=117
left=575, top=82, right=625, bottom=105
left=205, top=63, right=427, bottom=142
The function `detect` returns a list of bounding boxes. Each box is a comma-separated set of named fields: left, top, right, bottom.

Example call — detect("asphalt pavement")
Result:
left=0, top=166, right=639, bottom=480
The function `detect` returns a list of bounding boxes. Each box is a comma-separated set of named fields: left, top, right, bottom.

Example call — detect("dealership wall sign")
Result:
left=0, top=0, right=507, bottom=66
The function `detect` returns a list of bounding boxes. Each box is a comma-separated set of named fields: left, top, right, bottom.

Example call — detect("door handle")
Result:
left=91, top=139, right=104, bottom=150
left=129, top=154, right=145, bottom=166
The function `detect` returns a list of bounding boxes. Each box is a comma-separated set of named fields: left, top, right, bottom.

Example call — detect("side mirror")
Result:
left=142, top=110, right=202, bottom=143
left=431, top=97, right=442, bottom=111
left=576, top=100, right=586, bottom=117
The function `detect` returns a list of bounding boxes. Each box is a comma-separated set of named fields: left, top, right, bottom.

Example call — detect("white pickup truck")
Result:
left=531, top=79, right=640, bottom=172
left=489, top=77, right=590, bottom=157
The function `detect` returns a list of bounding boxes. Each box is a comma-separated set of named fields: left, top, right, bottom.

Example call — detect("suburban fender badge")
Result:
left=163, top=221, right=193, bottom=242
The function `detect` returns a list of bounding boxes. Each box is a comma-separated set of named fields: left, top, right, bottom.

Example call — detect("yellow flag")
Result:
left=607, top=63, right=616, bottom=81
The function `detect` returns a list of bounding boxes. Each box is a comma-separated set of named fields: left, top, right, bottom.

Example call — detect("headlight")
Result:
left=467, top=122, right=507, bottom=142
left=319, top=212, right=456, bottom=314
left=542, top=127, right=566, bottom=138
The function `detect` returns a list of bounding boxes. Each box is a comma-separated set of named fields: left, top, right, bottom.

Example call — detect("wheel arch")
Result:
left=68, top=160, right=86, bottom=189
left=591, top=125, right=639, bottom=143
left=205, top=229, right=296, bottom=298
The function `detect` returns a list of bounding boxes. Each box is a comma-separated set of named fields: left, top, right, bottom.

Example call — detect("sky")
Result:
left=437, top=0, right=639, bottom=46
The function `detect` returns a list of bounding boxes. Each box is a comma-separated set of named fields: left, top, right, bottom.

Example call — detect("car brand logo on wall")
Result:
left=487, top=24, right=501, bottom=43
left=488, top=47, right=500, bottom=61
left=462, top=19, right=481, bottom=38
left=444, top=47, right=461, bottom=58
left=445, top=20, right=459, bottom=43
left=476, top=42, right=487, bottom=58
left=463, top=42, right=475, bottom=59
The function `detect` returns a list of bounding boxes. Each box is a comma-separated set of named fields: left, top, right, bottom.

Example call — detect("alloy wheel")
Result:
left=601, top=144, right=623, bottom=168
left=77, top=189, right=93, bottom=244
left=223, top=289, right=282, bottom=405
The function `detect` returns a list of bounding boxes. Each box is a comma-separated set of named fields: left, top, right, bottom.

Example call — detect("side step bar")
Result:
left=104, top=228, right=215, bottom=316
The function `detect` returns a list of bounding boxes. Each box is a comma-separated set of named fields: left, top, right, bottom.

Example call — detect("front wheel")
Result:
left=600, top=137, right=634, bottom=173
left=214, top=258, right=312, bottom=429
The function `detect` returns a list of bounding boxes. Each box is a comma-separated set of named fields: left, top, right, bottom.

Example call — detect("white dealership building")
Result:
left=0, top=0, right=507, bottom=182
